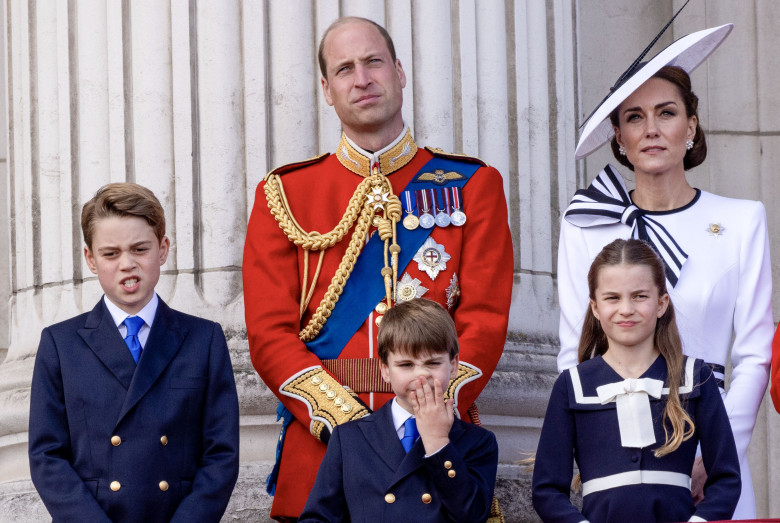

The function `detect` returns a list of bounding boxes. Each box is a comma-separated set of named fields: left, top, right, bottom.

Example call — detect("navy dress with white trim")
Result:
left=532, top=355, right=740, bottom=523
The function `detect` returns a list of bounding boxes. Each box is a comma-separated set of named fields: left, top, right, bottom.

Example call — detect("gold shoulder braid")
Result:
left=265, top=165, right=402, bottom=341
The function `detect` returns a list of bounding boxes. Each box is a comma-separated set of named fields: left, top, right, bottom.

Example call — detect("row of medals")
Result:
left=401, top=187, right=467, bottom=230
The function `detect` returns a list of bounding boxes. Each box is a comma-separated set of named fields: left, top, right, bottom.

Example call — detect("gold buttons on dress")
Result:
left=341, top=403, right=353, bottom=413
left=422, top=493, right=432, bottom=504
left=110, top=481, right=121, bottom=492
left=311, top=375, right=323, bottom=385
left=159, top=481, right=169, bottom=492
left=385, top=493, right=396, bottom=504
left=318, top=382, right=330, bottom=392
left=375, top=316, right=383, bottom=326
left=443, top=460, right=452, bottom=469
left=448, top=470, right=456, bottom=478
left=375, top=302, right=388, bottom=315
left=160, top=435, right=168, bottom=446
left=334, top=397, right=345, bottom=406
left=111, top=435, right=121, bottom=446
left=326, top=390, right=336, bottom=400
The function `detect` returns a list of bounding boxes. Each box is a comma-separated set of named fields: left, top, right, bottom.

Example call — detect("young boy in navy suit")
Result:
left=28, top=183, right=240, bottom=522
left=300, top=299, right=498, bottom=522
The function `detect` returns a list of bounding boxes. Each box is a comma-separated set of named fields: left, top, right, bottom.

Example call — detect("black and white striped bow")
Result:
left=564, top=164, right=688, bottom=287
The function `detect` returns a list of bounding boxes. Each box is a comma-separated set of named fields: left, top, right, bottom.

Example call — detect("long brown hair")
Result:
left=578, top=239, right=693, bottom=457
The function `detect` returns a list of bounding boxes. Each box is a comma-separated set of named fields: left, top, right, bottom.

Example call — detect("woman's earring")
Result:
left=686, top=139, right=694, bottom=151
left=618, top=144, right=626, bottom=156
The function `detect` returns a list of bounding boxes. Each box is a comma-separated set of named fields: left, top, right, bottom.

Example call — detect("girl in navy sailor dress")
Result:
left=533, top=239, right=740, bottom=523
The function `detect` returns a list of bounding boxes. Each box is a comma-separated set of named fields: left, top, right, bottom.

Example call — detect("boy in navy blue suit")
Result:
left=300, top=299, right=498, bottom=522
left=28, top=183, right=239, bottom=522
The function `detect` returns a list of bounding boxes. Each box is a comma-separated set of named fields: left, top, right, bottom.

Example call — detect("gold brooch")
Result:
left=706, top=223, right=725, bottom=238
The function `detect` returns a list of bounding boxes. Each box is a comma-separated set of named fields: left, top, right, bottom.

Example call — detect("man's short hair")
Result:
left=377, top=299, right=459, bottom=363
left=318, top=16, right=397, bottom=79
left=81, top=183, right=166, bottom=249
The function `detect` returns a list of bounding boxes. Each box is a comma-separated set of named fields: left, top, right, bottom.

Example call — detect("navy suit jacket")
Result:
left=28, top=297, right=240, bottom=523
left=299, top=401, right=498, bottom=523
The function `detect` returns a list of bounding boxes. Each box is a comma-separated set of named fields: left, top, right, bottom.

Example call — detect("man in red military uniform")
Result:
left=243, top=16, right=513, bottom=521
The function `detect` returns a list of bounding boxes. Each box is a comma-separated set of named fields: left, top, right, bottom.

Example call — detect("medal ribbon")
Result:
left=441, top=188, right=451, bottom=214
left=429, top=189, right=438, bottom=211
left=563, top=164, right=688, bottom=287
left=403, top=191, right=416, bottom=215
left=451, top=187, right=462, bottom=210
left=304, top=157, right=480, bottom=360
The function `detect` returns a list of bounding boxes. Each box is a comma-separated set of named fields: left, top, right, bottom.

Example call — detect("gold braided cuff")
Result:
left=445, top=361, right=483, bottom=412
left=280, top=366, right=370, bottom=441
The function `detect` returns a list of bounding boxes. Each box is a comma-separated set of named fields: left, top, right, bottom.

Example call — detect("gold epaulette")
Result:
left=263, top=153, right=330, bottom=181
left=425, top=146, right=488, bottom=167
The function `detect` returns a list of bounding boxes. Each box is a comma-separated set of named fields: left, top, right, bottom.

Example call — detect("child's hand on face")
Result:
left=410, top=375, right=454, bottom=455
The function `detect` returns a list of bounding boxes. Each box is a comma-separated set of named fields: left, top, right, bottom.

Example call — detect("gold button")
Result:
left=448, top=470, right=456, bottom=478
left=111, top=435, right=121, bottom=446
left=159, top=481, right=169, bottom=491
left=110, top=481, right=121, bottom=492
left=443, top=460, right=452, bottom=469
left=160, top=435, right=168, bottom=446
left=422, top=493, right=432, bottom=504
left=311, top=375, right=322, bottom=385
left=326, top=390, right=336, bottom=400
left=341, top=403, right=353, bottom=413
left=385, top=493, right=395, bottom=504
left=334, top=397, right=344, bottom=406
left=375, top=302, right=388, bottom=314
left=375, top=316, right=383, bottom=326
left=319, top=383, right=330, bottom=392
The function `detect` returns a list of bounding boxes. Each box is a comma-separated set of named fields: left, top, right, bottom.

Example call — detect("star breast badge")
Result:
left=413, top=237, right=451, bottom=280
left=396, top=273, right=429, bottom=302
left=706, top=223, right=725, bottom=238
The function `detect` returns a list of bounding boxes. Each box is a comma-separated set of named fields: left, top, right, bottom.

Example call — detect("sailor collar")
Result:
left=336, top=125, right=418, bottom=177
left=566, top=355, right=699, bottom=411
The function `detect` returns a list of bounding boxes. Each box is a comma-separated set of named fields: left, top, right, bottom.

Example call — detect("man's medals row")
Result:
left=401, top=187, right=467, bottom=230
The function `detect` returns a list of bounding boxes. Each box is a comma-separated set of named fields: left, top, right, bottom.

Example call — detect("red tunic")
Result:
left=243, top=136, right=513, bottom=519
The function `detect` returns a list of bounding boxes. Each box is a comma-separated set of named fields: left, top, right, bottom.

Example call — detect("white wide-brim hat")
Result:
left=575, top=23, right=733, bottom=160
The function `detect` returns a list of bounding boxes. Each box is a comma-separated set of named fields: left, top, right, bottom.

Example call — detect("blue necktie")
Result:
left=401, top=417, right=419, bottom=453
left=123, top=316, right=145, bottom=364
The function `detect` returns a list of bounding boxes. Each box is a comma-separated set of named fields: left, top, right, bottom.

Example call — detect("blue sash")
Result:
left=304, top=157, right=480, bottom=358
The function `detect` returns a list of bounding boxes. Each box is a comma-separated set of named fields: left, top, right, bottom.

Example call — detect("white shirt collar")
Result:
left=390, top=397, right=414, bottom=439
left=104, top=293, right=159, bottom=330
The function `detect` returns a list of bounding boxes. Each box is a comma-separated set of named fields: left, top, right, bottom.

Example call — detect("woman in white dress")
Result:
left=557, top=24, right=773, bottom=518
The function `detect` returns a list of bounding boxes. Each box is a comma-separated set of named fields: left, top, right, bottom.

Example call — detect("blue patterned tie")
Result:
left=123, top=316, right=145, bottom=364
left=401, top=417, right=419, bottom=453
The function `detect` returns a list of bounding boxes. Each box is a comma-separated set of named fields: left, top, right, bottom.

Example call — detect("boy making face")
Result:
left=29, top=183, right=239, bottom=523
left=300, top=299, right=497, bottom=522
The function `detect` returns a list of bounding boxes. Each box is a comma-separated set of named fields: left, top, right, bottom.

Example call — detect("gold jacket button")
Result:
left=159, top=481, right=169, bottom=491
left=110, top=435, right=121, bottom=446
left=448, top=469, right=456, bottom=478
left=384, top=493, right=395, bottom=504
left=443, top=460, right=452, bottom=469
left=160, top=435, right=168, bottom=446
left=375, top=302, right=388, bottom=315
left=110, top=481, right=121, bottom=492
left=341, top=403, right=353, bottom=413
left=375, top=316, right=383, bottom=326
left=311, top=375, right=323, bottom=385
left=422, top=493, right=432, bottom=504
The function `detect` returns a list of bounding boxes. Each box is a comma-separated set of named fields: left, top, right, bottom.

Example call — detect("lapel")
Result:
left=116, top=299, right=188, bottom=425
left=359, top=402, right=468, bottom=490
left=77, top=300, right=136, bottom=390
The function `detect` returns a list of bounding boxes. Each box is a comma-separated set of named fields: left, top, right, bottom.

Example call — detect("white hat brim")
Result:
left=575, top=23, right=733, bottom=160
